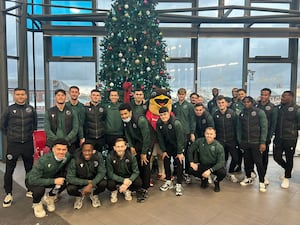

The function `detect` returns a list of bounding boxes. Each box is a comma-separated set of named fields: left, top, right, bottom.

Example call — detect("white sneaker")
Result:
left=240, top=177, right=253, bottom=186
left=90, top=194, right=101, bottom=208
left=208, top=175, right=213, bottom=184
left=251, top=171, right=257, bottom=179
left=281, top=178, right=289, bottom=189
left=43, top=194, right=55, bottom=212
left=110, top=190, right=118, bottom=203
left=74, top=196, right=84, bottom=209
left=26, top=191, right=33, bottom=198
left=259, top=182, right=267, bottom=192
left=264, top=176, right=269, bottom=185
left=3, top=193, right=13, bottom=208
left=228, top=174, right=239, bottom=183
left=175, top=184, right=183, bottom=196
left=32, top=202, right=46, bottom=218
left=124, top=190, right=132, bottom=201
left=160, top=180, right=173, bottom=191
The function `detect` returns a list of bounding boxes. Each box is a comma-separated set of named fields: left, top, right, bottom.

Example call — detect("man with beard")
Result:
left=44, top=89, right=79, bottom=155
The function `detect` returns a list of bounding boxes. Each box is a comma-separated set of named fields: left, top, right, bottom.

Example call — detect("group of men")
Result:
left=1, top=86, right=299, bottom=218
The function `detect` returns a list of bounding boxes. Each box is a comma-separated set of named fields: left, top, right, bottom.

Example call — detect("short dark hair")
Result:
left=54, top=89, right=66, bottom=95
left=159, top=106, right=169, bottom=114
left=194, top=103, right=204, bottom=108
left=69, top=86, right=79, bottom=91
left=81, top=141, right=94, bottom=149
left=119, top=103, right=132, bottom=111
left=283, top=90, right=294, bottom=97
left=14, top=88, right=26, bottom=92
left=190, top=92, right=199, bottom=98
left=261, top=88, right=271, bottom=95
left=52, top=138, right=68, bottom=147
left=216, top=95, right=226, bottom=101
left=90, top=89, right=101, bottom=94
left=237, top=88, right=247, bottom=94
left=242, top=96, right=254, bottom=103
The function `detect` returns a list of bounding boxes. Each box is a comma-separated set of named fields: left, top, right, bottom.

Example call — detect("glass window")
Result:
left=167, top=63, right=194, bottom=100
left=249, top=38, right=288, bottom=57
left=199, top=0, right=218, bottom=17
left=251, top=3, right=290, bottom=28
left=49, top=62, right=96, bottom=106
left=297, top=39, right=300, bottom=105
left=7, top=59, right=18, bottom=105
left=157, top=2, right=192, bottom=28
left=52, top=36, right=93, bottom=57
left=6, top=15, right=17, bottom=57
left=198, top=38, right=243, bottom=102
left=247, top=63, right=291, bottom=104
left=165, top=38, right=191, bottom=58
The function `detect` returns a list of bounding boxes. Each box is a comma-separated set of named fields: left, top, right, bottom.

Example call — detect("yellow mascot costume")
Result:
left=145, top=88, right=172, bottom=183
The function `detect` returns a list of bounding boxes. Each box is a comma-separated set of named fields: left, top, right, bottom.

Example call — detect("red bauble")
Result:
left=108, top=46, right=113, bottom=51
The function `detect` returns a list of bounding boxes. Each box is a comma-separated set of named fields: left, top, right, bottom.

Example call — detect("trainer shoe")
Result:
left=240, top=177, right=253, bottom=186
left=264, top=176, right=269, bottom=185
left=43, top=194, right=55, bottom=212
left=32, top=202, right=46, bottom=218
left=74, top=196, right=84, bottom=209
left=200, top=178, right=209, bottom=189
left=259, top=182, right=267, bottom=192
left=251, top=171, right=257, bottom=179
left=208, top=175, right=213, bottom=184
left=90, top=194, right=101, bottom=207
left=110, top=190, right=118, bottom=203
left=281, top=178, right=289, bottom=189
left=214, top=181, right=220, bottom=192
left=149, top=178, right=155, bottom=187
left=175, top=183, right=183, bottom=196
left=160, top=180, right=173, bottom=191
left=124, top=190, right=132, bottom=201
left=185, top=174, right=192, bottom=184
left=228, top=174, right=239, bottom=183
left=26, top=191, right=33, bottom=198
left=3, top=193, right=13, bottom=208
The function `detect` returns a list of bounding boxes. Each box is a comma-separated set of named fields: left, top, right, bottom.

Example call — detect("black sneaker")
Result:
left=200, top=178, right=208, bottom=189
left=136, top=190, right=145, bottom=203
left=214, top=181, right=220, bottom=192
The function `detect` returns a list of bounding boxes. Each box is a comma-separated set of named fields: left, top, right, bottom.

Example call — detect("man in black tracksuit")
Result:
left=1, top=88, right=37, bottom=207
left=66, top=142, right=106, bottom=209
left=119, top=103, right=155, bottom=202
left=273, top=91, right=300, bottom=189
left=255, top=88, right=276, bottom=185
left=194, top=103, right=215, bottom=139
left=156, top=107, right=185, bottom=196
left=44, top=89, right=79, bottom=154
left=84, top=89, right=106, bottom=153
left=213, top=95, right=239, bottom=183
left=237, top=96, right=268, bottom=192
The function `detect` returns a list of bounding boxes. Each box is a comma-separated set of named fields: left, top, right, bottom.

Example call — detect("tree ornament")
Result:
left=143, top=31, right=147, bottom=35
left=121, top=58, right=126, bottom=63
left=145, top=58, right=149, bottom=63
left=144, top=0, right=148, bottom=4
left=124, top=4, right=129, bottom=9
left=144, top=45, right=148, bottom=50
left=128, top=37, right=133, bottom=42
left=151, top=60, right=156, bottom=65
left=109, top=82, right=114, bottom=87
left=118, top=7, right=122, bottom=11
left=156, top=40, right=160, bottom=46
left=135, top=59, right=140, bottom=64
left=146, top=67, right=151, bottom=72
left=146, top=10, right=150, bottom=15
left=155, top=75, right=160, bottom=80
left=109, top=46, right=113, bottom=51
left=112, top=17, right=117, bottom=22
left=118, top=52, right=123, bottom=57
left=124, top=13, right=129, bottom=17
left=167, top=75, right=172, bottom=79
left=138, top=11, right=142, bottom=16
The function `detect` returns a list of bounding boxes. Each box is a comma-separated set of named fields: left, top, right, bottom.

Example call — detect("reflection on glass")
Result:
left=165, top=38, right=191, bottom=58
left=250, top=38, right=288, bottom=57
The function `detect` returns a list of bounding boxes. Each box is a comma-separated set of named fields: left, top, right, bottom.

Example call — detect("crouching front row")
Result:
left=26, top=138, right=144, bottom=218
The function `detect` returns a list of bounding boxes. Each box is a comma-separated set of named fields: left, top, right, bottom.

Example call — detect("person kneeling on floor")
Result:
left=66, top=141, right=107, bottom=209
left=106, top=137, right=145, bottom=203
left=188, top=127, right=226, bottom=192
left=26, top=139, right=72, bottom=218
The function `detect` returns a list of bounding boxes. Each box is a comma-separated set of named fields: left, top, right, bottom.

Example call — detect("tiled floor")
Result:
left=1, top=157, right=300, bottom=225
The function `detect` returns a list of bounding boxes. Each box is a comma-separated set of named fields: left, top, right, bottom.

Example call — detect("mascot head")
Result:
left=149, top=88, right=172, bottom=116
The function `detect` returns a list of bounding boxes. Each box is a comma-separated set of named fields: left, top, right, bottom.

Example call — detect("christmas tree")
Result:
left=99, top=0, right=170, bottom=102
